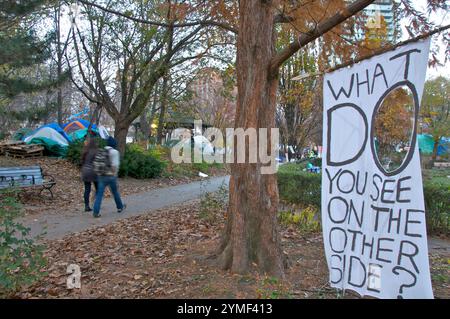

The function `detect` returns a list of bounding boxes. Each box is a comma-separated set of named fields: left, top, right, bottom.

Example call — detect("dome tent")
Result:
left=27, top=123, right=71, bottom=142
left=65, top=120, right=108, bottom=142
left=24, top=124, right=70, bottom=156
left=64, top=119, right=97, bottom=134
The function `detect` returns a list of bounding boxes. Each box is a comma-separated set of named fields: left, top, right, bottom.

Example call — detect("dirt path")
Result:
left=20, top=176, right=229, bottom=240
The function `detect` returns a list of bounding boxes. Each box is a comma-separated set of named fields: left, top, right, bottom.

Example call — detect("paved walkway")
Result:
left=21, top=176, right=229, bottom=240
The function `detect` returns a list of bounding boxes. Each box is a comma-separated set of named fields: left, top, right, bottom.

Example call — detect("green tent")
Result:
left=418, top=134, right=435, bottom=154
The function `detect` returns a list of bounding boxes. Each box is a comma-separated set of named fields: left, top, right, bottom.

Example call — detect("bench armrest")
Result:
left=42, top=174, right=56, bottom=185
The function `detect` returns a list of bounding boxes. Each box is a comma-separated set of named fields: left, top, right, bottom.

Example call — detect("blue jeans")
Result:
left=93, top=176, right=124, bottom=216
left=84, top=181, right=98, bottom=209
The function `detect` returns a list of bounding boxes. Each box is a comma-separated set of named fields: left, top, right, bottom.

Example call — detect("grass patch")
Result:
left=278, top=163, right=450, bottom=236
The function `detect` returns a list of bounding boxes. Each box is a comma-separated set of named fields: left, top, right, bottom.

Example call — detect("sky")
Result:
left=58, top=0, right=449, bottom=79
left=404, top=0, right=450, bottom=79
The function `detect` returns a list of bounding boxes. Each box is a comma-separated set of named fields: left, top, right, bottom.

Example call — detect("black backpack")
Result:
left=93, top=148, right=113, bottom=176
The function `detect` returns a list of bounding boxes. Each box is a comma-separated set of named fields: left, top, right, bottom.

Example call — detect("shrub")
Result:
left=0, top=191, right=46, bottom=296
left=192, top=162, right=223, bottom=173
left=423, top=179, right=450, bottom=235
left=277, top=163, right=450, bottom=236
left=119, top=144, right=166, bottom=179
left=66, top=140, right=84, bottom=166
left=311, top=157, right=322, bottom=168
left=199, top=181, right=228, bottom=223
left=277, top=164, right=321, bottom=208
left=66, top=137, right=107, bottom=167
left=0, top=132, right=6, bottom=141
left=294, top=156, right=322, bottom=168
left=146, top=144, right=166, bottom=160
left=278, top=205, right=321, bottom=233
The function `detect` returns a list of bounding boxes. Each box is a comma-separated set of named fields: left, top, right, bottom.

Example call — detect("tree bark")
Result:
left=216, top=0, right=285, bottom=277
left=431, top=139, right=440, bottom=163
left=140, top=110, right=150, bottom=143
left=114, top=120, right=129, bottom=155
left=156, top=74, right=169, bottom=144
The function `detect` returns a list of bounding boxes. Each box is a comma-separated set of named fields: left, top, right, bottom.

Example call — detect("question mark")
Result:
left=392, top=266, right=417, bottom=299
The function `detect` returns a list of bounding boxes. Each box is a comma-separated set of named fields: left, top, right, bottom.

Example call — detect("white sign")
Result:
left=321, top=38, right=433, bottom=299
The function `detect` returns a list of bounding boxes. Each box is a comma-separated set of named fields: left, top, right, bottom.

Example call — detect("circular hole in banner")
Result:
left=371, top=81, right=419, bottom=176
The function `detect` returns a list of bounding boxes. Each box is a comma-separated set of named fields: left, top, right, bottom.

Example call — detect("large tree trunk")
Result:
left=114, top=120, right=129, bottom=156
left=140, top=111, right=150, bottom=143
left=217, top=0, right=285, bottom=277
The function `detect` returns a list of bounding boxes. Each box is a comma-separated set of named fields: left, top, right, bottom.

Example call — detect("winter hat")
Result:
left=107, top=136, right=118, bottom=149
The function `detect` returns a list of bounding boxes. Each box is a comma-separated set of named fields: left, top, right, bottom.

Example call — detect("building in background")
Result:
left=357, top=0, right=400, bottom=43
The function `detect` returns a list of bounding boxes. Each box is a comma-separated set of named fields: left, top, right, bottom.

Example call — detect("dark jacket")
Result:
left=81, top=149, right=97, bottom=182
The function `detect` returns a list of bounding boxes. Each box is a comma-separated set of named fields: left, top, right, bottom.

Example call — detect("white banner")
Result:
left=321, top=38, right=433, bottom=299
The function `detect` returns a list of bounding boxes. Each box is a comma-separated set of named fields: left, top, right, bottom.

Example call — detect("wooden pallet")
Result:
left=0, top=141, right=25, bottom=155
left=6, top=151, right=44, bottom=159
left=5, top=144, right=45, bottom=158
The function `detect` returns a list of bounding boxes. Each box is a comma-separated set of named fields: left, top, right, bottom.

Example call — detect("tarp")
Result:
left=24, top=126, right=69, bottom=156
left=37, top=123, right=71, bottom=142
left=68, top=128, right=96, bottom=142
left=67, top=125, right=111, bottom=142
left=24, top=125, right=70, bottom=146
left=12, top=128, right=33, bottom=141
left=98, top=125, right=110, bottom=139
left=26, top=137, right=68, bottom=157
left=418, top=134, right=448, bottom=156
left=68, top=128, right=88, bottom=141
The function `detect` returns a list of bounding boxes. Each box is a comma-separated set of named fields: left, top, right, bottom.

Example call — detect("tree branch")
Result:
left=270, top=0, right=376, bottom=74
left=76, top=0, right=238, bottom=34
left=326, top=24, right=450, bottom=73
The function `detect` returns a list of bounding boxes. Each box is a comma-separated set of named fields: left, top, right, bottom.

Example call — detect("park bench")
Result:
left=433, top=162, right=450, bottom=169
left=0, top=166, right=56, bottom=198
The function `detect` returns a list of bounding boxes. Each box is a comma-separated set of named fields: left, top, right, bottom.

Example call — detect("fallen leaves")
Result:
left=8, top=198, right=449, bottom=299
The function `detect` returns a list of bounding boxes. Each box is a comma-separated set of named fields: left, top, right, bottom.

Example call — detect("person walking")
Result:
left=81, top=138, right=98, bottom=212
left=92, top=137, right=126, bottom=218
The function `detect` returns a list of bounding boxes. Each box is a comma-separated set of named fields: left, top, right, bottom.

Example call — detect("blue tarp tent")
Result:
left=418, top=134, right=448, bottom=156
left=43, top=123, right=71, bottom=142
left=23, top=123, right=71, bottom=143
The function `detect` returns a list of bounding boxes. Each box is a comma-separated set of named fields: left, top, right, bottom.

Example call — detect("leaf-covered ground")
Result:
left=13, top=201, right=449, bottom=299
